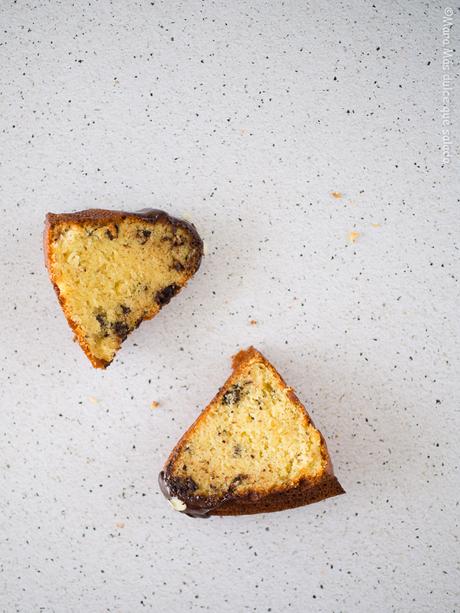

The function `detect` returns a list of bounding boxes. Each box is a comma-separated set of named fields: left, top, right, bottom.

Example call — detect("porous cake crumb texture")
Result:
left=169, top=360, right=325, bottom=499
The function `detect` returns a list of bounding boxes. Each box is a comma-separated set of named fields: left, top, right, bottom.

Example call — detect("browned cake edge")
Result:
left=44, top=208, right=203, bottom=368
left=160, top=347, right=345, bottom=517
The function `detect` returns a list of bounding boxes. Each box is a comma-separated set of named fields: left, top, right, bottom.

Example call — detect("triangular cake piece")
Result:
left=44, top=209, right=203, bottom=368
left=160, top=347, right=344, bottom=516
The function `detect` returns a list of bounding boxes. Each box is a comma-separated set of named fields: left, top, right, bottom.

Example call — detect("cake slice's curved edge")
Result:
left=160, top=346, right=345, bottom=517
left=43, top=208, right=203, bottom=369
left=212, top=474, right=345, bottom=516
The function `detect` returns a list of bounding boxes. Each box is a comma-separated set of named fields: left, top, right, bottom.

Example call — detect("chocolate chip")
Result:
left=222, top=384, right=242, bottom=405
left=120, top=304, right=131, bottom=314
left=155, top=284, right=180, bottom=307
left=172, top=234, right=185, bottom=247
left=170, top=476, right=198, bottom=498
left=233, top=444, right=242, bottom=457
left=112, top=320, right=130, bottom=341
left=95, top=313, right=107, bottom=329
left=136, top=228, right=151, bottom=244
left=230, top=474, right=246, bottom=486
left=105, top=224, right=119, bottom=240
left=172, top=259, right=185, bottom=272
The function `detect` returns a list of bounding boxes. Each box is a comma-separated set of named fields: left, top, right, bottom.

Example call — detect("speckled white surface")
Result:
left=1, top=1, right=459, bottom=611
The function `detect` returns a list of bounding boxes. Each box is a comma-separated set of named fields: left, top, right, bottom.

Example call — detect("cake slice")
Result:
left=44, top=209, right=203, bottom=368
left=159, top=347, right=344, bottom=516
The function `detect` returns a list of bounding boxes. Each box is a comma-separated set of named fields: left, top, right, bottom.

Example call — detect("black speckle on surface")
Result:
left=120, top=304, right=131, bottom=315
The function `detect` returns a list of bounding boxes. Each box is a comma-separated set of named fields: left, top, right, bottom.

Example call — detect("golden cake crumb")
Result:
left=331, top=191, right=343, bottom=199
left=347, top=231, right=360, bottom=244
left=150, top=401, right=160, bottom=409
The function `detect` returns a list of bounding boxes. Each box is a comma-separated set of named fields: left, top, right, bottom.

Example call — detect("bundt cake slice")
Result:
left=160, top=347, right=344, bottom=516
left=44, top=209, right=203, bottom=368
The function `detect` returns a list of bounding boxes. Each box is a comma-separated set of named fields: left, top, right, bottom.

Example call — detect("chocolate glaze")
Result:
left=158, top=471, right=214, bottom=518
left=133, top=208, right=203, bottom=253
left=158, top=470, right=269, bottom=518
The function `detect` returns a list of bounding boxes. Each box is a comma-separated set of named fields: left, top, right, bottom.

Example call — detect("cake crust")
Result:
left=44, top=208, right=203, bottom=368
left=160, top=347, right=345, bottom=517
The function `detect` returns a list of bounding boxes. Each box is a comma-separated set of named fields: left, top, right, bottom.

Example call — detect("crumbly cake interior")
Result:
left=170, top=361, right=325, bottom=499
left=49, top=216, right=199, bottom=364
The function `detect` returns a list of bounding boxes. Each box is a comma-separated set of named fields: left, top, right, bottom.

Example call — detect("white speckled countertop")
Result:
left=1, top=1, right=458, bottom=611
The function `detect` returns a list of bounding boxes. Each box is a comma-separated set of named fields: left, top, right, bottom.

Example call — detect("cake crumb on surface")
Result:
left=150, top=401, right=160, bottom=409
left=331, top=191, right=343, bottom=199
left=115, top=522, right=125, bottom=529
left=88, top=396, right=99, bottom=404
left=347, top=231, right=361, bottom=244
left=249, top=319, right=257, bottom=325
left=371, top=223, right=381, bottom=228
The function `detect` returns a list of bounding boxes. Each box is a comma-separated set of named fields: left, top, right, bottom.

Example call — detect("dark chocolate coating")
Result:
left=158, top=471, right=213, bottom=518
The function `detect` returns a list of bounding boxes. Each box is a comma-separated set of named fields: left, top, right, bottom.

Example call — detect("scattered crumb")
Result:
left=150, top=401, right=160, bottom=410
left=347, top=231, right=361, bottom=244
left=88, top=396, right=99, bottom=404
left=249, top=319, right=257, bottom=326
left=115, top=522, right=125, bottom=529
left=371, top=223, right=381, bottom=228
left=331, top=191, right=343, bottom=199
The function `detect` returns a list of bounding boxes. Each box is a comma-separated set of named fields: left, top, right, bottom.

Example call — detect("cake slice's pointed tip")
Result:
left=161, top=348, right=344, bottom=517
left=87, top=353, right=111, bottom=369
left=231, top=346, right=265, bottom=369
